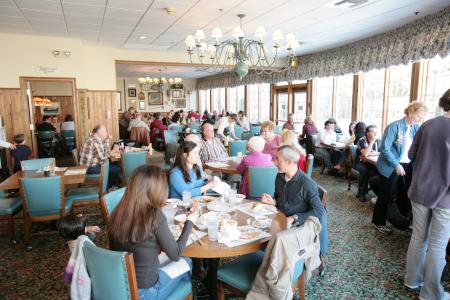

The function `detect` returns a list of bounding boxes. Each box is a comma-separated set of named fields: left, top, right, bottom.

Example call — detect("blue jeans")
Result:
left=404, top=201, right=450, bottom=300
left=139, top=257, right=192, bottom=300
left=319, top=210, right=329, bottom=256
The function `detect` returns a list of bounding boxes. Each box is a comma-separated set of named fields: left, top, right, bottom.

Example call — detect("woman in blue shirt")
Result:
left=372, top=101, right=426, bottom=235
left=170, top=141, right=218, bottom=199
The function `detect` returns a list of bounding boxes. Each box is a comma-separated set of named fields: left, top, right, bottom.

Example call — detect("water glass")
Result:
left=182, top=190, right=191, bottom=203
left=207, top=217, right=219, bottom=241
left=228, top=189, right=237, bottom=208
left=162, top=206, right=176, bottom=225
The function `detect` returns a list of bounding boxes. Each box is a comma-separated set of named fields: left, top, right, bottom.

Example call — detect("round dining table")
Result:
left=203, top=160, right=241, bottom=175
left=182, top=199, right=287, bottom=300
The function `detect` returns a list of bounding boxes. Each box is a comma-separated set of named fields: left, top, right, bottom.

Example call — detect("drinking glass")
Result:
left=207, top=216, right=219, bottom=241
left=162, top=206, right=176, bottom=225
left=182, top=190, right=191, bottom=203
left=228, top=189, right=237, bottom=208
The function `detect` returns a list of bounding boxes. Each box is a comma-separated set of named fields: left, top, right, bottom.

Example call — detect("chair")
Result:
left=65, top=161, right=109, bottom=209
left=240, top=132, right=254, bottom=141
left=347, top=145, right=360, bottom=191
left=217, top=250, right=305, bottom=300
left=121, top=152, right=147, bottom=185
left=21, top=157, right=55, bottom=171
left=229, top=140, right=248, bottom=157
left=250, top=126, right=261, bottom=135
left=311, top=134, right=325, bottom=175
left=37, top=130, right=56, bottom=157
left=305, top=154, right=314, bottom=177
left=0, top=190, right=22, bottom=242
left=19, top=176, right=72, bottom=245
left=274, top=125, right=283, bottom=134
left=233, top=126, right=244, bottom=139
left=130, top=127, right=150, bottom=146
left=100, top=187, right=126, bottom=220
left=248, top=166, right=278, bottom=199
left=165, top=143, right=179, bottom=166
left=187, top=122, right=201, bottom=132
left=61, top=130, right=76, bottom=154
left=170, top=125, right=185, bottom=133
left=164, top=130, right=178, bottom=145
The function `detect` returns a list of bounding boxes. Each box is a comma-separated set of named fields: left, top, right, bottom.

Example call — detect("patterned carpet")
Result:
left=0, top=169, right=448, bottom=300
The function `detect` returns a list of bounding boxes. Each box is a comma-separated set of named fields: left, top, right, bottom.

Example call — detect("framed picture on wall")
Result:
left=148, top=92, right=163, bottom=106
left=171, top=89, right=184, bottom=98
left=139, top=101, right=146, bottom=110
left=138, top=91, right=145, bottom=100
left=174, top=98, right=186, bottom=109
left=41, top=103, right=60, bottom=115
left=128, top=88, right=136, bottom=98
left=115, top=91, right=123, bottom=111
left=130, top=99, right=137, bottom=108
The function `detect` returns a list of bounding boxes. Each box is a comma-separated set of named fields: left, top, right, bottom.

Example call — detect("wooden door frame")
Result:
left=19, top=77, right=79, bottom=158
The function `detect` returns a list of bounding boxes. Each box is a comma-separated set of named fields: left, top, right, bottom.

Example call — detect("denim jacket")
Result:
left=376, top=118, right=419, bottom=178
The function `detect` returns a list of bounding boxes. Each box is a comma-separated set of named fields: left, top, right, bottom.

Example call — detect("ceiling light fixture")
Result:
left=185, top=14, right=298, bottom=79
left=139, top=36, right=147, bottom=39
left=138, top=77, right=182, bottom=92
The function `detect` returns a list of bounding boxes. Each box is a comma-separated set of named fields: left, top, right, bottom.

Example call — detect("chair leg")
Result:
left=7, top=215, right=16, bottom=243
left=217, top=281, right=226, bottom=300
left=23, top=215, right=31, bottom=247
left=297, top=270, right=305, bottom=300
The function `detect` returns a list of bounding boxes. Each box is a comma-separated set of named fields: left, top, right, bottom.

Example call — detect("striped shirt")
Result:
left=79, top=135, right=111, bottom=167
left=200, top=137, right=228, bottom=163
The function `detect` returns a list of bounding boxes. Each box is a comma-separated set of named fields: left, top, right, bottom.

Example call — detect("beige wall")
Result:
left=31, top=81, right=73, bottom=96
left=0, top=33, right=190, bottom=90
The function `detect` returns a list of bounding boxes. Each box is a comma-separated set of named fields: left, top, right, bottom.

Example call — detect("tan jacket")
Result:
left=246, top=217, right=321, bottom=300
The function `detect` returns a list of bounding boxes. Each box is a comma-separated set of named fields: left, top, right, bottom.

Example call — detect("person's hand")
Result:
left=85, top=226, right=101, bottom=234
left=395, top=164, right=406, bottom=176
left=9, top=144, right=16, bottom=150
left=286, top=216, right=295, bottom=227
left=261, top=193, right=276, bottom=205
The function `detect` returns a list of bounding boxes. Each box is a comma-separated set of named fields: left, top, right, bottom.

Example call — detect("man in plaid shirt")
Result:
left=80, top=125, right=121, bottom=186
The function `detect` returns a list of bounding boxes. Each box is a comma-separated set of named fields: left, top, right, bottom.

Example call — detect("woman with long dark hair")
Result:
left=169, top=141, right=218, bottom=199
left=109, top=165, right=195, bottom=300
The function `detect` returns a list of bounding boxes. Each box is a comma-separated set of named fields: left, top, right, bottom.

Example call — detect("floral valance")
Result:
left=196, top=5, right=450, bottom=90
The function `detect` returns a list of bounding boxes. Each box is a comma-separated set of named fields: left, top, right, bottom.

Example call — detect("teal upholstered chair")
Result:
left=240, top=132, right=254, bottom=141
left=229, top=140, right=248, bottom=157
left=65, top=161, right=109, bottom=209
left=347, top=145, right=359, bottom=191
left=233, top=126, right=244, bottom=139
left=163, top=143, right=179, bottom=170
left=170, top=125, right=184, bottom=133
left=164, top=130, right=178, bottom=145
left=37, top=130, right=56, bottom=157
left=121, top=152, right=147, bottom=185
left=248, top=166, right=278, bottom=199
left=100, top=187, right=126, bottom=220
left=187, top=122, right=201, bottom=132
left=306, top=154, right=314, bottom=177
left=217, top=250, right=305, bottom=300
left=250, top=126, right=261, bottom=135
left=20, top=157, right=55, bottom=171
left=61, top=130, right=76, bottom=154
left=20, top=176, right=71, bottom=245
left=274, top=125, right=283, bottom=134
left=0, top=190, right=22, bottom=242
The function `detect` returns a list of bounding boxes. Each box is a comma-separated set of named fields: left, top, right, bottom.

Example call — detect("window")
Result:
left=198, top=89, right=210, bottom=113
left=315, top=77, right=334, bottom=127
left=335, top=74, right=353, bottom=127
left=228, top=87, right=237, bottom=113
left=248, top=84, right=259, bottom=123
left=276, top=90, right=288, bottom=122
left=247, top=83, right=271, bottom=123
left=260, top=83, right=271, bottom=122
left=387, top=64, right=412, bottom=124
left=228, top=85, right=245, bottom=113
left=424, top=55, right=450, bottom=118
left=211, top=88, right=225, bottom=113
left=293, top=89, right=307, bottom=122
left=361, top=69, right=385, bottom=129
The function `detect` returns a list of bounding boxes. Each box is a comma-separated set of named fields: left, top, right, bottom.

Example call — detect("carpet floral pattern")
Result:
left=0, top=170, right=448, bottom=299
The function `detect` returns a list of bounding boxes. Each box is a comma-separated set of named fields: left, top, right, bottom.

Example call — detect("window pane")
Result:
left=277, top=91, right=288, bottom=121
left=293, top=89, right=307, bottom=121
left=199, top=90, right=208, bottom=113
left=260, top=83, right=271, bottom=122
left=424, top=55, right=450, bottom=118
left=315, top=77, right=334, bottom=126
left=237, top=85, right=245, bottom=113
left=362, top=69, right=385, bottom=129
left=248, top=84, right=259, bottom=123
left=335, top=74, right=353, bottom=127
left=228, top=87, right=237, bottom=113
left=387, top=64, right=411, bottom=124
left=211, top=88, right=225, bottom=113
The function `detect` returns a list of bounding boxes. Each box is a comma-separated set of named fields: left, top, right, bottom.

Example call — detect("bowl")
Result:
left=174, top=214, right=187, bottom=224
left=252, top=216, right=272, bottom=229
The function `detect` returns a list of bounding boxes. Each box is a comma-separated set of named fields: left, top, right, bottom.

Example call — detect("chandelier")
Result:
left=185, top=14, right=299, bottom=79
left=138, top=77, right=182, bottom=92
left=33, top=96, right=52, bottom=106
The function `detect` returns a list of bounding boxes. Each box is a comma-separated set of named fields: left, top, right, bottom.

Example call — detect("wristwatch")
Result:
left=292, top=214, right=299, bottom=223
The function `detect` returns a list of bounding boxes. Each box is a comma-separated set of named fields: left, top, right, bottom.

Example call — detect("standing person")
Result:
left=61, top=114, right=75, bottom=131
left=238, top=111, right=250, bottom=132
left=215, top=114, right=230, bottom=141
left=372, top=101, right=426, bottom=235
left=282, top=113, right=295, bottom=131
left=404, top=90, right=450, bottom=300
left=119, top=107, right=136, bottom=140
left=261, top=121, right=281, bottom=162
left=11, top=134, right=33, bottom=173
left=300, top=115, right=318, bottom=155
left=109, top=165, right=196, bottom=300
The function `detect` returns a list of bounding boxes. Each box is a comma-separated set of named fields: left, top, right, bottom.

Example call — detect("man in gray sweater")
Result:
left=404, top=89, right=450, bottom=300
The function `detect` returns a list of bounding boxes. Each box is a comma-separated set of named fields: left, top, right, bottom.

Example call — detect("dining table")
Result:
left=203, top=159, right=241, bottom=175
left=0, top=166, right=87, bottom=190
left=180, top=198, right=287, bottom=300
left=319, top=142, right=348, bottom=150
left=109, top=150, right=164, bottom=162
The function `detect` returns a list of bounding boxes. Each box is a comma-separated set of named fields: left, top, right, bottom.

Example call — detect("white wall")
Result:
left=116, top=77, right=197, bottom=112
left=0, top=33, right=191, bottom=90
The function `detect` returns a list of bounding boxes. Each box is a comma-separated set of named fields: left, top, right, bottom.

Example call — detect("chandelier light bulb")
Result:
left=255, top=26, right=266, bottom=39
left=272, top=30, right=283, bottom=41
left=185, top=35, right=195, bottom=48
left=285, top=33, right=296, bottom=43
left=231, top=26, right=244, bottom=38
left=211, top=27, right=223, bottom=39
left=194, top=29, right=205, bottom=41
left=199, top=42, right=208, bottom=52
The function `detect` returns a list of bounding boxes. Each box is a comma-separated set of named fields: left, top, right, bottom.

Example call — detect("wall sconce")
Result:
left=52, top=49, right=71, bottom=58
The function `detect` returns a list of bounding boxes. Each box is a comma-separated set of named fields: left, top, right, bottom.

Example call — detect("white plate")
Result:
left=251, top=216, right=272, bottom=229
left=252, top=203, right=278, bottom=215
left=207, top=201, right=234, bottom=213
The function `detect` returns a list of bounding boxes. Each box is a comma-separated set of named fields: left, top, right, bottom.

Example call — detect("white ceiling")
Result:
left=116, top=63, right=223, bottom=78
left=0, top=0, right=448, bottom=55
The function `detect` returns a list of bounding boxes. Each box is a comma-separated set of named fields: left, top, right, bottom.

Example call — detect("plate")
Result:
left=252, top=203, right=278, bottom=215
left=207, top=201, right=233, bottom=213
left=251, top=216, right=272, bottom=229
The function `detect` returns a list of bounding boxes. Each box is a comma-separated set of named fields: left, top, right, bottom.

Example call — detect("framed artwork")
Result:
left=174, top=98, right=186, bottom=109
left=128, top=88, right=136, bottom=98
left=129, top=99, right=136, bottom=108
left=138, top=91, right=145, bottom=100
left=171, top=83, right=183, bottom=89
left=41, top=103, right=60, bottom=115
left=115, top=91, right=123, bottom=111
left=148, top=92, right=163, bottom=106
left=171, top=89, right=184, bottom=98
left=139, top=101, right=146, bottom=110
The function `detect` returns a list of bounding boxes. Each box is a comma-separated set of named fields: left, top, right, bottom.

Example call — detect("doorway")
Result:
left=20, top=77, right=78, bottom=165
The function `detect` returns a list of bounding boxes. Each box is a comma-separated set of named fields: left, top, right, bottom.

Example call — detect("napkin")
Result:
left=212, top=180, right=230, bottom=195
left=158, top=253, right=191, bottom=279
